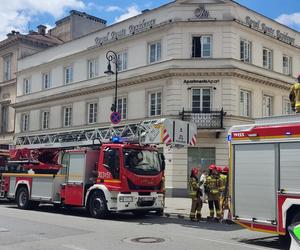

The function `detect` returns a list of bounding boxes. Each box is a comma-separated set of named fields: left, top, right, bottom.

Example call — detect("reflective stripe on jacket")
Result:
left=189, top=177, right=200, bottom=198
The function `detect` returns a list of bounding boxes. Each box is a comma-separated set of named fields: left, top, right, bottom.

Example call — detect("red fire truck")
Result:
left=229, top=115, right=300, bottom=239
left=0, top=119, right=197, bottom=218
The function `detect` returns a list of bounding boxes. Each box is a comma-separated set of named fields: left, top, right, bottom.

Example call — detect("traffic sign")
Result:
left=110, top=112, right=121, bottom=124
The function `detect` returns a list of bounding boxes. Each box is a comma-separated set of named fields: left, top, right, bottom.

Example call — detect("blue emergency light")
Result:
left=112, top=136, right=121, bottom=143
left=227, top=135, right=232, bottom=142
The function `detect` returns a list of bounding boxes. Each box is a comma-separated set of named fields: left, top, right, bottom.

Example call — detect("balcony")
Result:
left=180, top=108, right=226, bottom=137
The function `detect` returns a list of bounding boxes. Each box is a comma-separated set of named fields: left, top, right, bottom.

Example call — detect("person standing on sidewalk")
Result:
left=189, top=167, right=203, bottom=221
left=205, top=164, right=223, bottom=221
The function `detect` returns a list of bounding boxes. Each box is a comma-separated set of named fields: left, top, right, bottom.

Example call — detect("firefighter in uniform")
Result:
left=189, top=167, right=203, bottom=221
left=205, top=164, right=223, bottom=221
left=220, top=166, right=229, bottom=216
left=289, top=74, right=300, bottom=113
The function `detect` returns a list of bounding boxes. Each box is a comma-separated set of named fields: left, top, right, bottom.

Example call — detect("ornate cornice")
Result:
left=14, top=67, right=292, bottom=109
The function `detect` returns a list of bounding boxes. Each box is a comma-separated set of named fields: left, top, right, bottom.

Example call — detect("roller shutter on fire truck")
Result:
left=280, top=142, right=300, bottom=193
left=233, top=143, right=277, bottom=222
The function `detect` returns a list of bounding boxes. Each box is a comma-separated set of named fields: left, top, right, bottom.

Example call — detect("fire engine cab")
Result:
left=229, top=115, right=300, bottom=239
left=0, top=118, right=197, bottom=219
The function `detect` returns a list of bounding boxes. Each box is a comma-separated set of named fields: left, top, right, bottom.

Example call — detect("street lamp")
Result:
left=104, top=50, right=118, bottom=112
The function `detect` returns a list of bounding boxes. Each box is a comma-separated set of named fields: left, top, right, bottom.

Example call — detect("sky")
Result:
left=0, top=0, right=299, bottom=40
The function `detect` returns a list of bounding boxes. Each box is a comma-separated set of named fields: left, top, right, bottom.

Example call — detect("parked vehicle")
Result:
left=0, top=118, right=197, bottom=218
left=229, top=115, right=300, bottom=240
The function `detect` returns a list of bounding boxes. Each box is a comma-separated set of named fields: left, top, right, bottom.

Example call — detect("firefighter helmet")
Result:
left=209, top=164, right=216, bottom=171
left=217, top=166, right=223, bottom=173
left=222, top=166, right=229, bottom=174
left=191, top=167, right=199, bottom=176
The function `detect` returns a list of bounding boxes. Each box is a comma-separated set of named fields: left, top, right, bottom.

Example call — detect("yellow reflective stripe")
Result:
left=103, top=179, right=121, bottom=184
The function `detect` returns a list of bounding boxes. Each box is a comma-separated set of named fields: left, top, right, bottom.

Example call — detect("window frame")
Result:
left=41, top=110, right=50, bottom=130
left=239, top=89, right=251, bottom=117
left=63, top=106, right=72, bottom=127
left=87, top=102, right=98, bottom=124
left=117, top=96, right=127, bottom=120
left=3, top=54, right=12, bottom=81
left=263, top=47, right=273, bottom=70
left=149, top=91, right=162, bottom=117
left=148, top=41, right=161, bottom=64
left=87, top=58, right=98, bottom=79
left=42, top=72, right=51, bottom=90
left=64, top=65, right=73, bottom=84
left=283, top=98, right=293, bottom=115
left=1, top=105, right=9, bottom=133
left=191, top=88, right=212, bottom=113
left=117, top=51, right=128, bottom=72
left=263, top=94, right=273, bottom=117
left=283, top=55, right=292, bottom=76
left=240, top=39, right=252, bottom=63
left=192, top=35, right=212, bottom=58
left=23, top=78, right=31, bottom=95
left=21, top=113, right=29, bottom=132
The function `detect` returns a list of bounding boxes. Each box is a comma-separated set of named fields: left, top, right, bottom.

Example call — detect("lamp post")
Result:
left=104, top=50, right=118, bottom=112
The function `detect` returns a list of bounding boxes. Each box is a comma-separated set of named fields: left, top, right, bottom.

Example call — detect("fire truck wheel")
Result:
left=89, top=191, right=109, bottom=219
left=16, top=187, right=31, bottom=210
left=279, top=211, right=300, bottom=245
left=132, top=211, right=149, bottom=217
left=155, top=209, right=164, bottom=216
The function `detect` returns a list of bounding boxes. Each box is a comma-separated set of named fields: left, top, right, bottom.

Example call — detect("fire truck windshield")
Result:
left=123, top=149, right=162, bottom=175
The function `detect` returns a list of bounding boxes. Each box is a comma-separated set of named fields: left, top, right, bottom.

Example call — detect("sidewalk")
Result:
left=164, top=197, right=210, bottom=219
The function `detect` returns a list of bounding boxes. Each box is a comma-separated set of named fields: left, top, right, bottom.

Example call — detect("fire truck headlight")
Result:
left=119, top=196, right=133, bottom=202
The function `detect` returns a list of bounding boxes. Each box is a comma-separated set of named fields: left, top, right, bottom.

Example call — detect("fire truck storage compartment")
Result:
left=31, top=175, right=64, bottom=201
left=233, top=143, right=276, bottom=222
left=64, top=150, right=98, bottom=206
left=280, top=142, right=300, bottom=192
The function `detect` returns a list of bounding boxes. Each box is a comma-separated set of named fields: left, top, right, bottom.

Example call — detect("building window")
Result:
left=88, top=59, right=98, bottom=79
left=240, top=39, right=252, bottom=63
left=117, top=51, right=128, bottom=71
left=63, top=106, right=72, bottom=127
left=117, top=97, right=127, bottom=119
left=263, top=95, right=273, bottom=117
left=3, top=55, right=12, bottom=81
left=88, top=102, right=98, bottom=124
left=41, top=111, right=49, bottom=130
left=149, top=92, right=162, bottom=116
left=192, top=88, right=211, bottom=113
left=283, top=99, right=293, bottom=115
left=148, top=41, right=161, bottom=63
left=192, top=35, right=212, bottom=58
left=263, top=48, right=273, bottom=70
left=21, top=113, right=29, bottom=132
left=1, top=106, right=8, bottom=133
left=240, top=90, right=251, bottom=117
left=283, top=55, right=292, bottom=76
left=23, top=78, right=31, bottom=94
left=64, top=66, right=73, bottom=84
left=42, top=72, right=51, bottom=89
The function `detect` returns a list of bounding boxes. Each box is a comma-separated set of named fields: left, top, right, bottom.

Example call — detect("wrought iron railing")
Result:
left=180, top=108, right=226, bottom=129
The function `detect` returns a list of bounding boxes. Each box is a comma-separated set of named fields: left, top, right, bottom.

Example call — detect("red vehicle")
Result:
left=0, top=119, right=197, bottom=218
left=229, top=115, right=300, bottom=240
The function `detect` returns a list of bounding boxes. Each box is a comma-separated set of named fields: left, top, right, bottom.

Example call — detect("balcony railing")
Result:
left=180, top=108, right=226, bottom=129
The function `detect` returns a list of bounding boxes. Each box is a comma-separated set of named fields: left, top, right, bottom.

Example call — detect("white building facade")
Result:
left=15, top=0, right=300, bottom=196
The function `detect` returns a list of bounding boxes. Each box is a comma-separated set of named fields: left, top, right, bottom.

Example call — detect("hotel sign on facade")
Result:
left=245, top=16, right=295, bottom=45
left=95, top=19, right=156, bottom=46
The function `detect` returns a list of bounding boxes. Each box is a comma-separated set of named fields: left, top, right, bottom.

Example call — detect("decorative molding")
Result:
left=14, top=67, right=291, bottom=109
